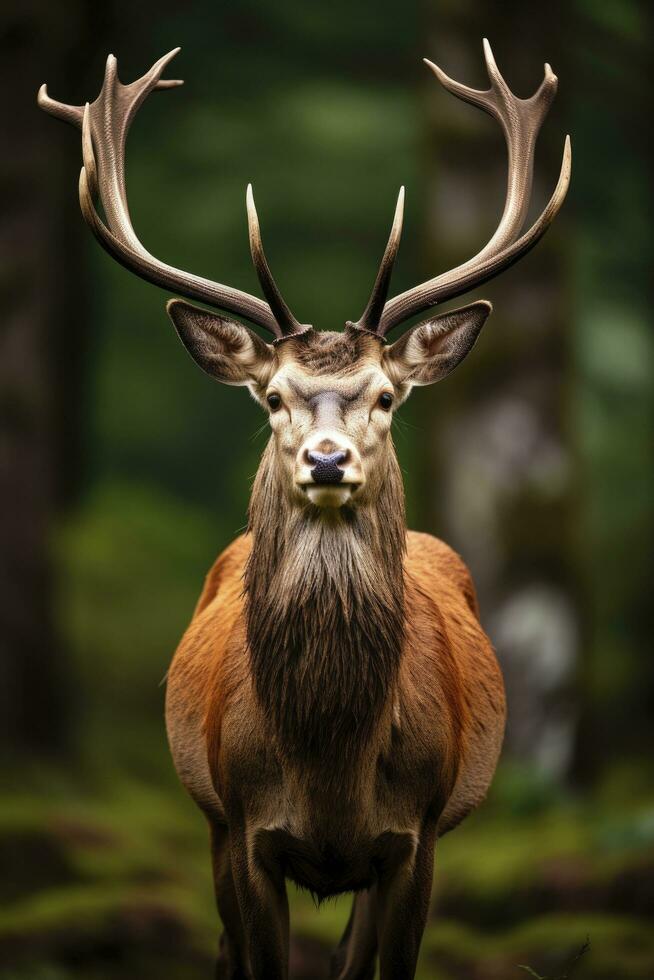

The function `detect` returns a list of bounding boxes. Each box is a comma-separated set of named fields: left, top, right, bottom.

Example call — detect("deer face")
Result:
left=265, top=338, right=394, bottom=509
left=168, top=301, right=492, bottom=510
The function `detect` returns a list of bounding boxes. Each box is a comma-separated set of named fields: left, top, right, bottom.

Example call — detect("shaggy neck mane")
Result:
left=245, top=439, right=406, bottom=762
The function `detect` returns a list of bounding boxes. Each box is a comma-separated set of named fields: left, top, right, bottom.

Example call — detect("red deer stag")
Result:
left=39, top=40, right=570, bottom=980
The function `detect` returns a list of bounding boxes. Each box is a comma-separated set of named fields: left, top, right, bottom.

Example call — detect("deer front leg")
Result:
left=374, top=824, right=436, bottom=980
left=229, top=829, right=289, bottom=980
left=330, top=885, right=378, bottom=979
left=209, top=823, right=250, bottom=979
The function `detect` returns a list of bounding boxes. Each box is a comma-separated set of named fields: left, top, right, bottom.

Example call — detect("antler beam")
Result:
left=38, top=49, right=305, bottom=340
left=355, top=39, right=571, bottom=337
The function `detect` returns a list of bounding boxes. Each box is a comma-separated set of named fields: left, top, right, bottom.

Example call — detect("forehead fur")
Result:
left=276, top=328, right=383, bottom=377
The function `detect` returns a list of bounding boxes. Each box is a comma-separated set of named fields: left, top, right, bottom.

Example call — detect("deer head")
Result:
left=38, top=42, right=570, bottom=512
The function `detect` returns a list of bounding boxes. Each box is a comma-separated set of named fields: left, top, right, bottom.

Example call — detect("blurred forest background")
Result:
left=1, top=0, right=652, bottom=978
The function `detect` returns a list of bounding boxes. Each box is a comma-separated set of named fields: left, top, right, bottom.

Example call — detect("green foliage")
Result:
left=54, top=480, right=222, bottom=777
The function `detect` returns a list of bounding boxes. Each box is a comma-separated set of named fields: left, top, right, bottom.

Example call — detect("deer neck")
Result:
left=244, top=439, right=406, bottom=762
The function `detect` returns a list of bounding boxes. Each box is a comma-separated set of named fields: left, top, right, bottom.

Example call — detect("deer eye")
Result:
left=266, top=392, right=282, bottom=411
left=378, top=391, right=394, bottom=411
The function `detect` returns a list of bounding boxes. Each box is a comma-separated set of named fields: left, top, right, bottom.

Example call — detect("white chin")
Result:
left=304, top=485, right=353, bottom=508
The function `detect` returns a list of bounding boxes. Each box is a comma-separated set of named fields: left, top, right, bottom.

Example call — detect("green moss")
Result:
left=422, top=913, right=654, bottom=979
left=2, top=779, right=654, bottom=978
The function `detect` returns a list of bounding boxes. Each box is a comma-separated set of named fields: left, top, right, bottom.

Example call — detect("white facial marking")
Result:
left=304, top=485, right=356, bottom=508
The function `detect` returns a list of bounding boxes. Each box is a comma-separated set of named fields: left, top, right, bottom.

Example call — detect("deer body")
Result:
left=167, top=529, right=504, bottom=866
left=166, top=529, right=503, bottom=977
left=40, top=38, right=569, bottom=980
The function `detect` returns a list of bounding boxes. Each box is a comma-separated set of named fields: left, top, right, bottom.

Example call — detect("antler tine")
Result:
left=39, top=50, right=304, bottom=338
left=37, top=84, right=84, bottom=127
left=376, top=39, right=570, bottom=337
left=139, top=46, right=185, bottom=89
left=246, top=185, right=306, bottom=338
left=353, top=187, right=405, bottom=334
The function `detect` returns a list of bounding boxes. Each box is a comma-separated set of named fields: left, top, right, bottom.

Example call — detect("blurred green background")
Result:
left=1, top=0, right=652, bottom=977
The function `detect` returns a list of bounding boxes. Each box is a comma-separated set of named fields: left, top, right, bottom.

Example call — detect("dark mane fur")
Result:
left=244, top=431, right=406, bottom=764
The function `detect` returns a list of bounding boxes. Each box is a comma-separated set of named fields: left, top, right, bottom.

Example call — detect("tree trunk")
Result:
left=420, top=2, right=580, bottom=780
left=0, top=2, right=102, bottom=759
left=570, top=0, right=653, bottom=781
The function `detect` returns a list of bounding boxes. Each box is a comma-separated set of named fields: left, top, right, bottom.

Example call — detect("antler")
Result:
left=355, top=39, right=571, bottom=337
left=38, top=49, right=305, bottom=340
left=355, top=187, right=405, bottom=333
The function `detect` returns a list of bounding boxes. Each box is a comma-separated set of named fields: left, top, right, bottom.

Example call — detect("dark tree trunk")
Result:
left=569, top=0, right=653, bottom=781
left=420, top=3, right=581, bottom=780
left=0, top=2, right=104, bottom=759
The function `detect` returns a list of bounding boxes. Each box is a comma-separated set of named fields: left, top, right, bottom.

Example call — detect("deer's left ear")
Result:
left=383, top=301, right=492, bottom=389
left=167, top=299, right=276, bottom=390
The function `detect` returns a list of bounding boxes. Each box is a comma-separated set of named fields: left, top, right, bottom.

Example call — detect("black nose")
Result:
left=307, top=450, right=347, bottom=484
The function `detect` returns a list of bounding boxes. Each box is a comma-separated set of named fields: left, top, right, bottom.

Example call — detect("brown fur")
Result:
left=277, top=326, right=382, bottom=376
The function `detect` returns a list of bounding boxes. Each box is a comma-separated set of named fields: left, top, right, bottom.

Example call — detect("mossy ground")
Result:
left=1, top=766, right=652, bottom=980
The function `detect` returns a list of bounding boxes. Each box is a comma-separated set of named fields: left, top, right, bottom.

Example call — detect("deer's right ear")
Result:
left=167, top=299, right=276, bottom=390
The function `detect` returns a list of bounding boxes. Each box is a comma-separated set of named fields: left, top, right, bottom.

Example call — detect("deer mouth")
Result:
left=298, top=482, right=362, bottom=508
